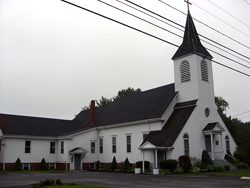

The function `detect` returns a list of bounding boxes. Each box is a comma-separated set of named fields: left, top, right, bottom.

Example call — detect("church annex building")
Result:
left=0, top=11, right=236, bottom=172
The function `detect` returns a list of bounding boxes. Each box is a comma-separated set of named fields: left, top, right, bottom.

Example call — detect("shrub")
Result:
left=224, top=153, right=236, bottom=164
left=40, top=158, right=48, bottom=170
left=173, top=167, right=184, bottom=174
left=191, top=157, right=201, bottom=167
left=159, top=160, right=178, bottom=171
left=159, top=169, right=171, bottom=175
left=96, top=160, right=100, bottom=171
left=123, top=158, right=131, bottom=172
left=236, top=162, right=249, bottom=169
left=234, top=147, right=248, bottom=164
left=135, top=161, right=150, bottom=171
left=39, top=179, right=62, bottom=187
left=190, top=166, right=200, bottom=174
left=201, top=150, right=213, bottom=166
left=207, top=165, right=215, bottom=172
left=110, top=156, right=117, bottom=171
left=178, top=155, right=192, bottom=173
left=214, top=166, right=224, bottom=172
left=224, top=165, right=230, bottom=171
left=14, top=158, right=22, bottom=171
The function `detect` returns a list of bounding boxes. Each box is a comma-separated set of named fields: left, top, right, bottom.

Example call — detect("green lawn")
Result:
left=0, top=170, right=65, bottom=174
left=44, top=185, right=109, bottom=188
left=211, top=169, right=250, bottom=177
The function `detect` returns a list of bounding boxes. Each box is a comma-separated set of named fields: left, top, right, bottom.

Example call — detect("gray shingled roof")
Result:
left=0, top=83, right=177, bottom=137
left=141, top=103, right=196, bottom=147
left=172, top=11, right=213, bottom=60
left=203, top=122, right=219, bottom=131
left=0, top=114, right=81, bottom=137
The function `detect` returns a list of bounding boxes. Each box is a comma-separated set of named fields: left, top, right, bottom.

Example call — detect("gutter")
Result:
left=64, top=118, right=163, bottom=138
left=2, top=118, right=163, bottom=140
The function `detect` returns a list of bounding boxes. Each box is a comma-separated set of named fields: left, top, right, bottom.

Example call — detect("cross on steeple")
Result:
left=184, top=0, right=192, bottom=11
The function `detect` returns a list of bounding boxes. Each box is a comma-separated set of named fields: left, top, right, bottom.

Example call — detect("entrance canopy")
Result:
left=69, top=147, right=88, bottom=154
left=203, top=122, right=225, bottom=134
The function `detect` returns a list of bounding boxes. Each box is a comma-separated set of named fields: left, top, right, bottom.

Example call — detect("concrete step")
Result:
left=213, top=160, right=236, bottom=169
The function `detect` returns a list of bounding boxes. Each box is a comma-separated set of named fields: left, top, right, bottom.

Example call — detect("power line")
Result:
left=60, top=0, right=250, bottom=77
left=100, top=0, right=250, bottom=69
left=123, top=0, right=250, bottom=60
left=243, top=0, right=250, bottom=5
left=241, top=115, right=250, bottom=120
left=206, top=0, right=250, bottom=29
left=117, top=0, right=250, bottom=65
left=233, top=110, right=250, bottom=117
left=192, top=2, right=250, bottom=38
left=157, top=0, right=250, bottom=50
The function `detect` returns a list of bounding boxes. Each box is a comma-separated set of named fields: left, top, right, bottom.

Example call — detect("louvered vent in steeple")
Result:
left=201, top=60, right=208, bottom=82
left=180, top=61, right=191, bottom=82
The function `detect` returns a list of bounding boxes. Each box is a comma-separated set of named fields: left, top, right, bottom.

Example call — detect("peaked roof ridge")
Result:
left=74, top=83, right=176, bottom=121
left=141, top=105, right=196, bottom=148
left=0, top=113, right=71, bottom=122
left=172, top=11, right=213, bottom=60
left=110, top=83, right=175, bottom=103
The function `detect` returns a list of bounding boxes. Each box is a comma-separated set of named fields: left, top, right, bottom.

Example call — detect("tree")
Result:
left=110, top=156, right=117, bottom=171
left=96, top=87, right=141, bottom=107
left=215, top=96, right=229, bottom=115
left=96, top=96, right=113, bottom=107
left=215, top=96, right=250, bottom=165
left=114, top=87, right=141, bottom=101
left=14, top=158, right=22, bottom=171
left=40, top=158, right=48, bottom=170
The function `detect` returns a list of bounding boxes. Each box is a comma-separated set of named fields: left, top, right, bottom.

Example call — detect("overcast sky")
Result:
left=0, top=0, right=250, bottom=122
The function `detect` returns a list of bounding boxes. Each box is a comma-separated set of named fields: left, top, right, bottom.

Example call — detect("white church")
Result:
left=0, top=10, right=236, bottom=172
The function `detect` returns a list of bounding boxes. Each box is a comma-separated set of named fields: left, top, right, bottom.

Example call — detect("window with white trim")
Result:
left=99, top=137, right=103, bottom=154
left=50, top=142, right=55, bottom=154
left=183, top=133, right=190, bottom=156
left=0, top=139, right=2, bottom=152
left=91, top=141, right=95, bottom=153
left=126, top=135, right=131, bottom=153
left=143, top=133, right=148, bottom=141
left=25, top=140, right=31, bottom=153
left=180, top=61, right=191, bottom=82
left=201, top=60, right=209, bottom=82
left=61, top=141, right=64, bottom=154
left=112, top=136, right=116, bottom=153
left=225, top=135, right=230, bottom=154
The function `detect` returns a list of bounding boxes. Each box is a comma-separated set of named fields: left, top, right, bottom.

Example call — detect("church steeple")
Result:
left=172, top=11, right=213, bottom=60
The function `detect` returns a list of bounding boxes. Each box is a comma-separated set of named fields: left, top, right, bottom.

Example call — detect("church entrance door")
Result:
left=74, top=154, right=81, bottom=170
left=205, top=135, right=212, bottom=152
left=157, top=151, right=166, bottom=168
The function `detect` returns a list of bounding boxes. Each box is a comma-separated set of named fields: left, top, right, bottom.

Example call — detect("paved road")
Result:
left=0, top=171, right=249, bottom=188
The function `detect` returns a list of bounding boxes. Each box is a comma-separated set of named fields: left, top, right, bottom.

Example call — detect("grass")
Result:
left=211, top=169, right=250, bottom=177
left=0, top=170, right=65, bottom=174
left=44, top=185, right=109, bottom=188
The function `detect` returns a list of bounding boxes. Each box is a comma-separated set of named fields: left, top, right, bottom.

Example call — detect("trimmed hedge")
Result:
left=201, top=150, right=213, bottom=166
left=109, top=156, right=117, bottom=171
left=159, top=160, right=178, bottom=171
left=178, top=155, right=192, bottom=173
left=14, top=158, right=22, bottom=171
left=40, top=158, right=48, bottom=170
left=96, top=160, right=101, bottom=171
left=135, top=161, right=150, bottom=171
left=123, top=158, right=131, bottom=171
left=236, top=162, right=249, bottom=169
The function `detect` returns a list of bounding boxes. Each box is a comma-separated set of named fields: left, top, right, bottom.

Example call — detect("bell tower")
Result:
left=172, top=10, right=215, bottom=105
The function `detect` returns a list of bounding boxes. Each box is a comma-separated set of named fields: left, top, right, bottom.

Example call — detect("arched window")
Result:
left=201, top=60, right=209, bottom=82
left=180, top=61, right=191, bottom=83
left=183, top=133, right=189, bottom=156
left=225, top=135, right=230, bottom=154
